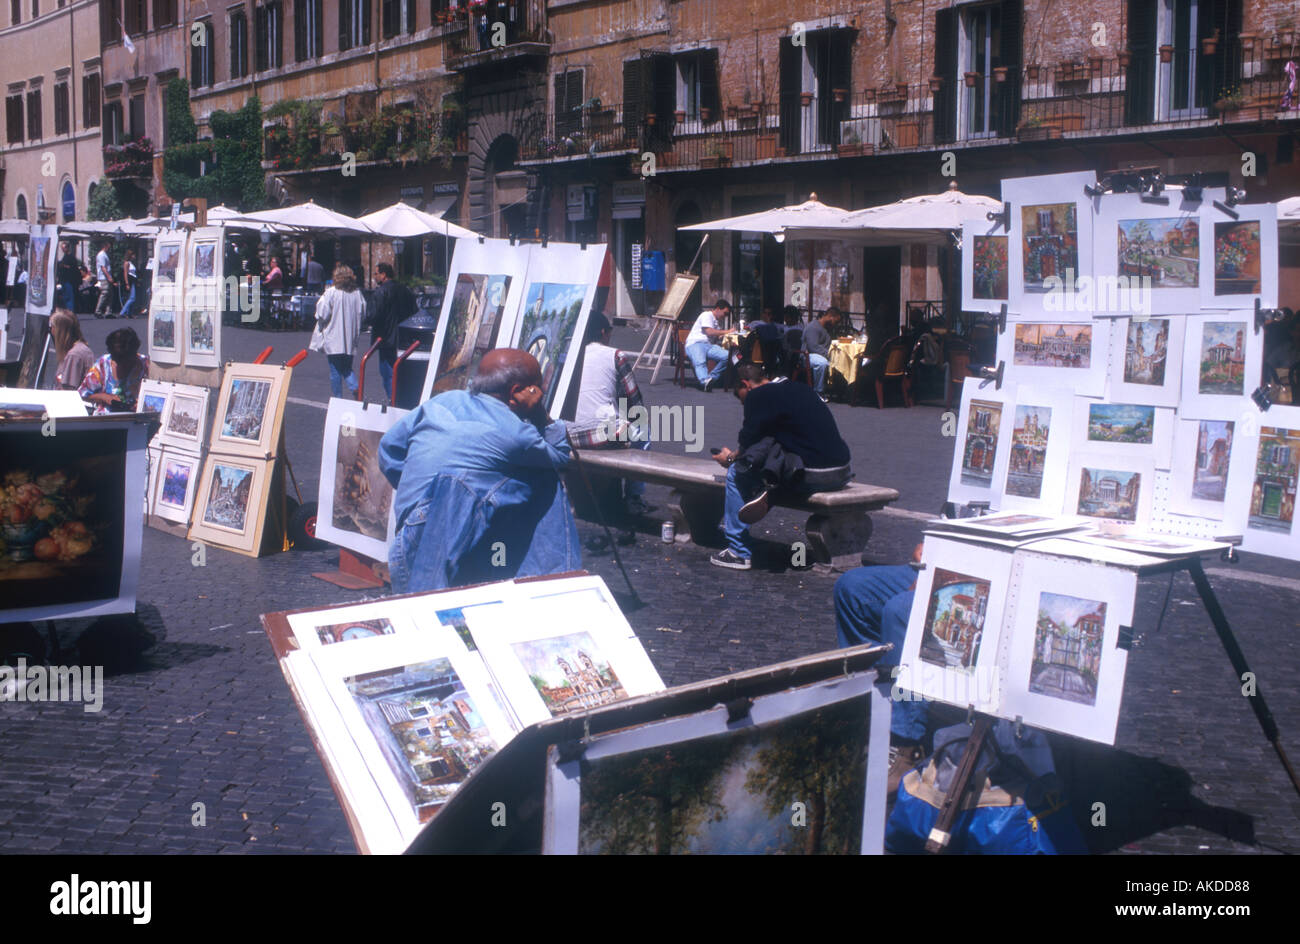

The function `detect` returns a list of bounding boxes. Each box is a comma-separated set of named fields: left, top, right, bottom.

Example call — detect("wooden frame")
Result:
left=188, top=453, right=274, bottom=556
left=209, top=362, right=291, bottom=459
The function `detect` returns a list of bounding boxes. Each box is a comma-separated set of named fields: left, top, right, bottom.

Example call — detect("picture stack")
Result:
left=149, top=227, right=224, bottom=372
left=136, top=379, right=211, bottom=529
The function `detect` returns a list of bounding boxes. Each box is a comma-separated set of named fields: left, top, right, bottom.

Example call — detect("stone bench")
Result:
left=570, top=449, right=899, bottom=569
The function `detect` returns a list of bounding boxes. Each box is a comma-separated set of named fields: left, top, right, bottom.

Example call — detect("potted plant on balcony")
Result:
left=964, top=71, right=980, bottom=87
left=832, top=87, right=848, bottom=103
left=1016, top=114, right=1061, bottom=141
left=1087, top=53, right=1104, bottom=77
left=1117, top=49, right=1133, bottom=69
left=864, top=87, right=878, bottom=103
left=674, top=109, right=686, bottom=125
left=1057, top=112, right=1085, bottom=132
left=1025, top=63, right=1041, bottom=82
left=993, top=66, right=1009, bottom=83
left=1159, top=44, right=1174, bottom=63
left=800, top=91, right=813, bottom=107
left=1239, top=32, right=1260, bottom=58
left=928, top=76, right=944, bottom=93
left=700, top=105, right=714, bottom=122
left=646, top=112, right=657, bottom=126
left=700, top=140, right=731, bottom=169
left=1280, top=22, right=1296, bottom=47
left=1202, top=28, right=1220, bottom=56
left=837, top=129, right=864, bottom=158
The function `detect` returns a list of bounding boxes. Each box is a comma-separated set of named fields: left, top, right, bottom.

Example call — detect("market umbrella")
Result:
left=357, top=201, right=476, bottom=240
left=0, top=219, right=31, bottom=237
left=58, top=218, right=165, bottom=237
left=782, top=186, right=1003, bottom=246
left=224, top=200, right=377, bottom=236
left=142, top=204, right=246, bottom=227
left=678, top=195, right=851, bottom=235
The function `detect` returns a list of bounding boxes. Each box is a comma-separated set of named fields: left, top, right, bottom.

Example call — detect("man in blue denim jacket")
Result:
left=378, top=349, right=582, bottom=592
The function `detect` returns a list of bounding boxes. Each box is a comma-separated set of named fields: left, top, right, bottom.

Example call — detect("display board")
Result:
left=149, top=232, right=188, bottom=367
left=24, top=224, right=58, bottom=317
left=183, top=227, right=225, bottom=370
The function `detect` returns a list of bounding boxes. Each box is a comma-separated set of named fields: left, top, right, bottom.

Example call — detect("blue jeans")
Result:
left=328, top=353, right=358, bottom=398
left=722, top=462, right=763, bottom=558
left=686, top=340, right=729, bottom=385
left=809, top=352, right=830, bottom=393
left=834, top=565, right=928, bottom=741
left=119, top=285, right=139, bottom=319
left=58, top=282, right=75, bottom=310
left=378, top=348, right=396, bottom=403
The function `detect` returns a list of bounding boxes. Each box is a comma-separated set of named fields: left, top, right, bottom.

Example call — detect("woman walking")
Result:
left=309, top=263, right=365, bottom=398
left=118, top=249, right=140, bottom=319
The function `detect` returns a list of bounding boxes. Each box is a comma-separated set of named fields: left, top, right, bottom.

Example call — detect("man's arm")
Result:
left=377, top=407, right=416, bottom=487
left=504, top=416, right=573, bottom=471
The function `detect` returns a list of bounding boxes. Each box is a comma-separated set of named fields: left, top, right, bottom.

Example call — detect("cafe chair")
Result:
left=874, top=336, right=913, bottom=409
left=944, top=337, right=974, bottom=409
left=674, top=327, right=730, bottom=390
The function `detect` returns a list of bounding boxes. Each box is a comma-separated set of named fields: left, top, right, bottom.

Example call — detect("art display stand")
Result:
left=311, top=548, right=387, bottom=590
left=632, top=248, right=704, bottom=385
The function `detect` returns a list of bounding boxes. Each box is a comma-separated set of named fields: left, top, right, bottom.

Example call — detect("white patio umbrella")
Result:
left=224, top=200, right=376, bottom=236
left=142, top=204, right=246, bottom=227
left=358, top=201, right=476, bottom=240
left=782, top=186, right=1003, bottom=246
left=59, top=218, right=165, bottom=237
left=0, top=219, right=31, bottom=237
left=679, top=194, right=851, bottom=235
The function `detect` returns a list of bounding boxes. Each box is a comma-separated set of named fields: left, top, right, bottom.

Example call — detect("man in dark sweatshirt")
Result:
left=710, top=363, right=851, bottom=569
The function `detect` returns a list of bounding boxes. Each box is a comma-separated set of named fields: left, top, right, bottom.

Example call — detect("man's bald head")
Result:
left=479, top=348, right=542, bottom=382
left=469, top=349, right=547, bottom=418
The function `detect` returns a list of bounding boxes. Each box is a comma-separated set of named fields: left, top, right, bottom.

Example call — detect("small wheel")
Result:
left=289, top=500, right=328, bottom=551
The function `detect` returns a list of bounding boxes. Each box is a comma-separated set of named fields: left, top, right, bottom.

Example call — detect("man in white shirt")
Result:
left=94, top=240, right=115, bottom=318
left=685, top=298, right=732, bottom=391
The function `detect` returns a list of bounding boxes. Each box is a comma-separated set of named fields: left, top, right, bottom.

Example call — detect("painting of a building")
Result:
left=920, top=569, right=990, bottom=670
left=1198, top=323, right=1246, bottom=395
left=1249, top=427, right=1300, bottom=534
left=1192, top=420, right=1234, bottom=503
left=1021, top=204, right=1078, bottom=291
left=1005, top=405, right=1051, bottom=498
left=1014, top=324, right=1091, bottom=368
left=961, top=400, right=1002, bottom=487
left=1123, top=319, right=1169, bottom=386
left=1030, top=592, right=1106, bottom=706
left=1077, top=467, right=1141, bottom=521
left=514, top=631, right=627, bottom=715
left=1116, top=218, right=1198, bottom=286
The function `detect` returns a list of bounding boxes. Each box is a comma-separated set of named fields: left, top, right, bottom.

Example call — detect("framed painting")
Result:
left=136, top=379, right=171, bottom=420
left=0, top=387, right=89, bottom=419
left=960, top=218, right=1009, bottom=314
left=1167, top=417, right=1252, bottom=527
left=1199, top=204, right=1278, bottom=311
left=148, top=308, right=181, bottom=366
left=187, top=230, right=223, bottom=287
left=315, top=398, right=408, bottom=561
left=182, top=300, right=222, bottom=369
left=1107, top=316, right=1185, bottom=407
left=947, top=376, right=1015, bottom=507
left=1065, top=452, right=1156, bottom=530
left=1004, top=171, right=1098, bottom=319
left=1093, top=192, right=1203, bottom=315
left=0, top=417, right=146, bottom=622
left=151, top=446, right=203, bottom=525
left=187, top=454, right=274, bottom=556
left=157, top=383, right=210, bottom=452
left=1238, top=405, right=1300, bottom=560
left=1178, top=313, right=1262, bottom=420
left=898, top=536, right=1015, bottom=713
left=543, top=673, right=889, bottom=855
left=153, top=236, right=185, bottom=287
left=1071, top=399, right=1175, bottom=471
left=209, top=363, right=291, bottom=458
left=420, top=237, right=530, bottom=403
left=998, top=320, right=1107, bottom=397
left=996, top=384, right=1075, bottom=516
left=999, top=554, right=1138, bottom=746
left=24, top=224, right=58, bottom=317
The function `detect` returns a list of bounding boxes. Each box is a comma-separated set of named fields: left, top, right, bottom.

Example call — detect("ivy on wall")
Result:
left=162, top=78, right=267, bottom=211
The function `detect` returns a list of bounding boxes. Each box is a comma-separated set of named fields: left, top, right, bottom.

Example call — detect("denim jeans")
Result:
left=834, top=565, right=928, bottom=741
left=57, top=282, right=75, bottom=311
left=328, top=353, right=358, bottom=398
left=119, top=285, right=139, bottom=319
left=721, top=462, right=764, bottom=558
left=686, top=340, right=729, bottom=385
left=624, top=437, right=650, bottom=498
left=378, top=347, right=396, bottom=404
left=809, top=352, right=830, bottom=393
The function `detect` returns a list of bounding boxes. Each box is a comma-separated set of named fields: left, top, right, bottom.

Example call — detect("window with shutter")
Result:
left=554, top=70, right=583, bottom=138
left=933, top=8, right=958, bottom=144
left=622, top=58, right=642, bottom=138
left=54, top=82, right=68, bottom=135
left=231, top=12, right=249, bottom=78
left=10, top=0, right=19, bottom=26
left=129, top=94, right=145, bottom=141
left=994, top=0, right=1022, bottom=136
left=154, top=0, right=176, bottom=28
left=26, top=89, right=41, bottom=141
left=6, top=95, right=23, bottom=144
left=778, top=37, right=801, bottom=154
left=83, top=74, right=101, bottom=128
left=295, top=0, right=322, bottom=60
left=1196, top=0, right=1241, bottom=108
left=382, top=0, right=399, bottom=38
left=1125, top=0, right=1157, bottom=124
left=100, top=0, right=119, bottom=45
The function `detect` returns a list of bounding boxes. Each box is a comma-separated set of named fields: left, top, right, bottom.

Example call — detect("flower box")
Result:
left=993, top=67, right=1009, bottom=83
left=837, top=143, right=865, bottom=158
left=1057, top=112, right=1085, bottom=132
left=964, top=71, right=981, bottom=87
left=928, top=76, right=944, bottom=93
left=1018, top=124, right=1062, bottom=141
left=800, top=92, right=813, bottom=107
left=1159, top=45, right=1174, bottom=63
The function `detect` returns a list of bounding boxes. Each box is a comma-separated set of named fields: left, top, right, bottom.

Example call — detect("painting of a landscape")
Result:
left=1117, top=217, right=1198, bottom=287
left=1029, top=592, right=1105, bottom=706
left=1087, top=403, right=1154, bottom=444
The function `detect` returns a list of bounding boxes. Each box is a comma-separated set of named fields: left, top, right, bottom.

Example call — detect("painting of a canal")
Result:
left=919, top=569, right=990, bottom=670
left=1029, top=592, right=1105, bottom=707
left=1117, top=217, right=1198, bottom=287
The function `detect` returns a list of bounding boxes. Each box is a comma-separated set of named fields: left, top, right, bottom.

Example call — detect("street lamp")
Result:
left=392, top=238, right=405, bottom=279
left=259, top=225, right=272, bottom=246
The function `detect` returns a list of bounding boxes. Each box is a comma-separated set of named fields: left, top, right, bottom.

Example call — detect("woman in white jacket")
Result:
left=310, top=263, right=366, bottom=398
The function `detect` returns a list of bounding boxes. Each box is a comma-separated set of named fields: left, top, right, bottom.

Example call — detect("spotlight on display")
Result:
left=1251, top=383, right=1284, bottom=412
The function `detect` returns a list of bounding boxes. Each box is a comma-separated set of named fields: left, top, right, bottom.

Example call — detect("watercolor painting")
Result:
left=1021, top=203, right=1078, bottom=291
left=1087, top=403, right=1155, bottom=444
left=1249, top=427, right=1300, bottom=534
left=188, top=310, right=215, bottom=354
left=1005, top=405, right=1052, bottom=499
left=1117, top=218, right=1198, bottom=287
left=221, top=379, right=270, bottom=441
left=1013, top=324, right=1092, bottom=368
left=433, top=274, right=512, bottom=393
left=141, top=393, right=166, bottom=415
left=159, top=459, right=194, bottom=509
left=1077, top=467, right=1141, bottom=521
left=1192, top=420, right=1234, bottom=503
left=331, top=428, right=390, bottom=542
left=511, top=631, right=626, bottom=716
left=165, top=395, right=203, bottom=440
left=1123, top=319, right=1170, bottom=386
left=202, top=463, right=253, bottom=531
left=1029, top=592, right=1105, bottom=706
left=156, top=243, right=181, bottom=283
left=920, top=569, right=990, bottom=670
left=972, top=235, right=1008, bottom=300
left=961, top=399, right=1002, bottom=487
left=315, top=618, right=396, bottom=645
left=193, top=242, right=216, bottom=280
left=1214, top=220, right=1261, bottom=295
left=1197, top=322, right=1246, bottom=395
left=152, top=310, right=176, bottom=351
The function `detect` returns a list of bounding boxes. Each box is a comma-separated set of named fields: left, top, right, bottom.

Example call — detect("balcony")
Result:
left=263, top=105, right=468, bottom=174
left=103, top=138, right=155, bottom=180
left=446, top=0, right=548, bottom=72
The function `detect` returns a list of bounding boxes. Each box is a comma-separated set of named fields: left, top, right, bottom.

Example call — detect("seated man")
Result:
left=378, top=349, right=582, bottom=592
left=802, top=308, right=838, bottom=401
left=685, top=298, right=732, bottom=391
left=745, top=306, right=785, bottom=372
left=710, top=363, right=851, bottom=569
left=834, top=545, right=930, bottom=792
left=569, top=313, right=654, bottom=517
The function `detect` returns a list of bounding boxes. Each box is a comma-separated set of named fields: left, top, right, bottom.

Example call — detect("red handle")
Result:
left=358, top=336, right=384, bottom=404
left=252, top=346, right=274, bottom=365
left=285, top=349, right=309, bottom=368
left=390, top=340, right=421, bottom=407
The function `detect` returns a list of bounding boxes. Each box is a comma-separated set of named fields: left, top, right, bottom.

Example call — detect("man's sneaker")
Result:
left=624, top=496, right=655, bottom=517
left=737, top=489, right=772, bottom=525
left=702, top=377, right=715, bottom=393
left=710, top=548, right=752, bottom=570
left=887, top=743, right=927, bottom=795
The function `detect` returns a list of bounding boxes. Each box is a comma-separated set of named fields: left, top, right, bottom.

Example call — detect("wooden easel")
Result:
left=632, top=235, right=708, bottom=384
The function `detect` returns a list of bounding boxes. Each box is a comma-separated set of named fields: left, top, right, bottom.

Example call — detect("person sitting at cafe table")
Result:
left=744, top=306, right=785, bottom=372
left=263, top=254, right=285, bottom=291
left=685, top=298, right=733, bottom=391
left=802, top=307, right=839, bottom=401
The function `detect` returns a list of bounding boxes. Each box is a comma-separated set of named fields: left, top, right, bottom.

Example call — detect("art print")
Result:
left=516, top=281, right=588, bottom=411
left=1117, top=217, right=1199, bottom=288
left=947, top=377, right=1013, bottom=506
left=1248, top=427, right=1300, bottom=536
left=314, top=618, right=396, bottom=646
left=156, top=242, right=181, bottom=283
left=1197, top=321, right=1246, bottom=395
left=1020, top=203, right=1079, bottom=292
left=973, top=236, right=1008, bottom=300
left=137, top=379, right=169, bottom=417
left=1178, top=315, right=1261, bottom=420
left=1012, top=323, right=1091, bottom=368
left=202, top=463, right=253, bottom=532
left=188, top=453, right=272, bottom=556
left=1005, top=405, right=1052, bottom=499
left=1123, top=320, right=1170, bottom=386
left=152, top=449, right=201, bottom=525
left=431, top=273, right=513, bottom=394
left=26, top=234, right=52, bottom=313
left=152, top=310, right=177, bottom=352
left=210, top=364, right=289, bottom=458
left=1029, top=592, right=1106, bottom=706
left=961, top=400, right=1003, bottom=487
left=1192, top=420, right=1234, bottom=502
left=1213, top=221, right=1260, bottom=295
left=188, top=309, right=216, bottom=354
left=511, top=631, right=626, bottom=716
left=1088, top=403, right=1155, bottom=444
left=156, top=384, right=209, bottom=451
left=221, top=379, right=270, bottom=441
left=192, top=242, right=217, bottom=280
left=315, top=399, right=406, bottom=561
left=1198, top=204, right=1278, bottom=310
left=919, top=569, right=991, bottom=670
left=1004, top=172, right=1097, bottom=319
left=1067, top=454, right=1155, bottom=529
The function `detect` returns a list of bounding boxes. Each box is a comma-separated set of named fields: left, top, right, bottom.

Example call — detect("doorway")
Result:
left=863, top=245, right=901, bottom=346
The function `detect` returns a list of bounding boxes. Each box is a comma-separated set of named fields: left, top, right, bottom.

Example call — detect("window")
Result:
left=102, top=100, right=124, bottom=146
left=256, top=2, right=283, bottom=71
left=778, top=29, right=851, bottom=154
left=26, top=88, right=41, bottom=140
left=100, top=0, right=120, bottom=46
left=30, top=0, right=36, bottom=18
left=1125, top=0, right=1240, bottom=124
left=53, top=81, right=69, bottom=135
left=934, top=1, right=1020, bottom=144
left=192, top=20, right=215, bottom=86
left=381, top=0, right=413, bottom=38
left=83, top=73, right=101, bottom=128
left=123, top=0, right=145, bottom=35
left=153, top=0, right=176, bottom=28
left=340, top=0, right=370, bottom=49
left=16, top=194, right=27, bottom=221
left=5, top=94, right=22, bottom=144
left=10, top=0, right=19, bottom=26
left=294, top=0, right=323, bottom=61
left=129, top=93, right=145, bottom=141
left=675, top=50, right=720, bottom=123
left=231, top=11, right=249, bottom=78
left=554, top=69, right=582, bottom=138
left=622, top=53, right=674, bottom=149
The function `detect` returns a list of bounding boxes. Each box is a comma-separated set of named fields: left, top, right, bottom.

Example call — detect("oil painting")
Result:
left=1116, top=218, right=1198, bottom=287
left=517, top=282, right=587, bottom=410
left=432, top=274, right=512, bottom=394
left=1021, top=203, right=1078, bottom=291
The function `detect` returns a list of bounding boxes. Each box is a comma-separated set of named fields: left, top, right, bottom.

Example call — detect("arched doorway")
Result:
left=61, top=180, right=76, bottom=223
left=486, top=135, right=527, bottom=239
left=674, top=200, right=704, bottom=317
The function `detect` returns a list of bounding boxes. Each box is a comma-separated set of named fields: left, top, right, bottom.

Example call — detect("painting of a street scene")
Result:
left=1214, top=220, right=1261, bottom=295
left=1005, top=405, right=1052, bottom=498
left=315, top=617, right=395, bottom=645
left=156, top=243, right=181, bottom=283
left=166, top=395, right=203, bottom=439
left=1013, top=324, right=1091, bottom=368
left=961, top=400, right=1002, bottom=487
left=972, top=235, right=1008, bottom=299
left=346, top=658, right=498, bottom=818
left=1249, top=427, right=1300, bottom=534
left=1117, top=218, right=1198, bottom=287
left=152, top=310, right=176, bottom=351
left=159, top=458, right=194, bottom=509
left=1029, top=592, right=1105, bottom=706
left=1123, top=319, right=1169, bottom=386
left=1087, top=403, right=1154, bottom=444
left=1192, top=420, right=1234, bottom=502
left=1021, top=203, right=1078, bottom=291
left=221, top=379, right=271, bottom=441
left=331, top=428, right=390, bottom=542
left=920, top=569, right=990, bottom=670
left=577, top=695, right=869, bottom=854
left=517, top=282, right=587, bottom=410
left=192, top=242, right=216, bottom=280
left=188, top=310, right=215, bottom=354
left=141, top=393, right=166, bottom=414
left=512, top=631, right=626, bottom=716
left=1077, top=467, right=1141, bottom=522
left=1197, top=322, right=1246, bottom=395
left=433, top=274, right=512, bottom=393
left=202, top=463, right=253, bottom=532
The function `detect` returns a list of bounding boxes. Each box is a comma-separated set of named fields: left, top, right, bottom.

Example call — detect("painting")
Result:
left=345, top=658, right=499, bottom=819
left=575, top=696, right=868, bottom=854
left=155, top=385, right=209, bottom=451
left=919, top=569, right=990, bottom=670
left=27, top=235, right=51, bottom=311
left=156, top=243, right=181, bottom=283
left=1020, top=203, right=1078, bottom=292
left=961, top=399, right=1003, bottom=486
left=972, top=235, right=1008, bottom=300
left=1117, top=218, right=1198, bottom=287
left=1076, top=467, right=1141, bottom=522
left=1013, top=323, right=1092, bottom=368
left=1249, top=427, right=1300, bottom=535
left=1197, top=321, right=1246, bottom=395
left=1005, top=405, right=1052, bottom=499
left=1123, top=319, right=1169, bottom=386
left=1191, top=420, right=1234, bottom=502
left=511, top=631, right=627, bottom=716
left=1029, top=592, right=1105, bottom=707
left=316, top=618, right=396, bottom=646
left=210, top=363, right=289, bottom=458
left=192, top=242, right=216, bottom=280
left=1087, top=403, right=1155, bottom=445
left=1213, top=220, right=1261, bottom=295
left=331, top=428, right=390, bottom=544
left=201, top=462, right=254, bottom=532
left=188, top=309, right=216, bottom=355
left=0, top=403, right=48, bottom=421
left=152, top=450, right=200, bottom=525
left=432, top=274, right=512, bottom=394
left=158, top=458, right=193, bottom=507
left=140, top=393, right=166, bottom=415
left=516, top=282, right=588, bottom=411
left=221, top=379, right=270, bottom=442
left=151, top=310, right=176, bottom=351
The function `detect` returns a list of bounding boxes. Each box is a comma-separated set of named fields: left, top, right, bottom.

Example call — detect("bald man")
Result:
left=378, top=349, right=582, bottom=592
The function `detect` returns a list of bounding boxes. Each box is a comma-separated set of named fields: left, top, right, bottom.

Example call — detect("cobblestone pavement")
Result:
left=1, top=315, right=1298, bottom=854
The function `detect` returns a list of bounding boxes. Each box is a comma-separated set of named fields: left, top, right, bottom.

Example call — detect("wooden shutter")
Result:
left=7, top=95, right=22, bottom=144
left=622, top=57, right=642, bottom=137
left=778, top=37, right=801, bottom=153
left=701, top=50, right=721, bottom=116
left=555, top=70, right=582, bottom=137
left=1196, top=0, right=1240, bottom=108
left=406, top=0, right=415, bottom=32
left=994, top=0, right=1022, bottom=136
left=340, top=0, right=351, bottom=49
left=933, top=8, right=958, bottom=144
left=82, top=73, right=100, bottom=128
left=294, top=0, right=307, bottom=60
left=382, top=0, right=398, bottom=38
left=314, top=0, right=324, bottom=56
left=1125, top=0, right=1157, bottom=125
